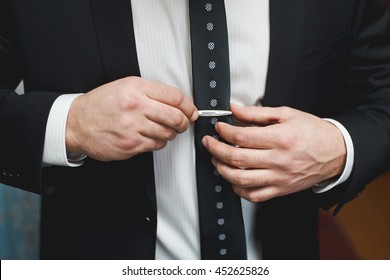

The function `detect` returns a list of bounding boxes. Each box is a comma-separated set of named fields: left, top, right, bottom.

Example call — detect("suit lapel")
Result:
left=258, top=0, right=306, bottom=258
left=263, top=0, right=305, bottom=107
left=89, top=0, right=140, bottom=81
left=90, top=0, right=157, bottom=210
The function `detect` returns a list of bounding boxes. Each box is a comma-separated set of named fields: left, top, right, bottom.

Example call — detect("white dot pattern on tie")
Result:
left=190, top=0, right=249, bottom=259
left=219, top=233, right=226, bottom=241
left=132, top=0, right=269, bottom=260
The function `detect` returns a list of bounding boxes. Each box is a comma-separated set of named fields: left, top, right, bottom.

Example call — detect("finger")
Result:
left=144, top=80, right=198, bottom=122
left=139, top=119, right=178, bottom=141
left=232, top=185, right=280, bottom=203
left=214, top=122, right=277, bottom=149
left=127, top=135, right=167, bottom=154
left=145, top=99, right=191, bottom=133
left=141, top=138, right=168, bottom=153
left=202, top=135, right=274, bottom=168
left=231, top=103, right=291, bottom=125
left=211, top=157, right=276, bottom=188
left=115, top=133, right=168, bottom=159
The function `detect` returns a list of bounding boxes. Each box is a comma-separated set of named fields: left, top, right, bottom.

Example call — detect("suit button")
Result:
left=145, top=217, right=151, bottom=223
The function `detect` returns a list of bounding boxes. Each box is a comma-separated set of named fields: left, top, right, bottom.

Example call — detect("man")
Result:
left=0, top=0, right=389, bottom=259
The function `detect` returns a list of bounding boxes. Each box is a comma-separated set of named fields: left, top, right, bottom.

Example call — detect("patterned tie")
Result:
left=189, top=0, right=247, bottom=259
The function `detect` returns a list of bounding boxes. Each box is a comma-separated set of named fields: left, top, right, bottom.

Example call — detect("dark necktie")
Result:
left=189, top=0, right=247, bottom=260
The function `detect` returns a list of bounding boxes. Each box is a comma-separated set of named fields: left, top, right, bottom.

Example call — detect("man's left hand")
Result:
left=202, top=104, right=347, bottom=203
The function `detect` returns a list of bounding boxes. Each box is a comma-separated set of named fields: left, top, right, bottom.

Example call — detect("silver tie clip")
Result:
left=198, top=110, right=232, bottom=117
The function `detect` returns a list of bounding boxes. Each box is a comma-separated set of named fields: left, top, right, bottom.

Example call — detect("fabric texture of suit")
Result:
left=0, top=0, right=389, bottom=259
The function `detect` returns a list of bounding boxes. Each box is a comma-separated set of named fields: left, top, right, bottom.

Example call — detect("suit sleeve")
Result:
left=320, top=0, right=390, bottom=213
left=0, top=0, right=63, bottom=194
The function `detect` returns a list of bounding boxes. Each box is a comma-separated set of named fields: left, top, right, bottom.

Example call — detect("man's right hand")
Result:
left=65, top=76, right=198, bottom=161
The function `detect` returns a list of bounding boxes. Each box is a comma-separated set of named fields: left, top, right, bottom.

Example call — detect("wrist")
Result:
left=313, top=118, right=354, bottom=193
left=43, top=93, right=85, bottom=167
left=323, top=119, right=347, bottom=178
left=65, top=94, right=85, bottom=154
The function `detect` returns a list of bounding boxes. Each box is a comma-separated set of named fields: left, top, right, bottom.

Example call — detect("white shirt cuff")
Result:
left=312, top=118, right=354, bottom=193
left=42, top=94, right=86, bottom=167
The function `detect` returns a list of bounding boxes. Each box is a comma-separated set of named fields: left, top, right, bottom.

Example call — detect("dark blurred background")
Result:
left=320, top=171, right=390, bottom=260
left=0, top=184, right=40, bottom=259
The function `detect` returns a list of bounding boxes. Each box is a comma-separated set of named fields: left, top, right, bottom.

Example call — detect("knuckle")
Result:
left=280, top=133, right=297, bottom=149
left=274, top=154, right=292, bottom=170
left=266, top=187, right=280, bottom=200
left=253, top=153, right=265, bottom=166
left=170, top=90, right=185, bottom=106
left=153, top=140, right=168, bottom=151
left=118, top=93, right=141, bottom=111
left=233, top=132, right=247, bottom=147
left=227, top=151, right=244, bottom=167
left=118, top=134, right=141, bottom=151
left=234, top=173, right=250, bottom=187
left=118, top=115, right=135, bottom=130
left=246, top=192, right=261, bottom=203
left=163, top=128, right=177, bottom=140
left=280, top=174, right=293, bottom=186
left=171, top=112, right=186, bottom=127
left=232, top=185, right=244, bottom=198
left=124, top=76, right=143, bottom=87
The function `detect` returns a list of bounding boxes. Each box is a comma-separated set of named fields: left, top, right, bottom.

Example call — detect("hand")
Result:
left=202, top=104, right=346, bottom=203
left=66, top=76, right=198, bottom=161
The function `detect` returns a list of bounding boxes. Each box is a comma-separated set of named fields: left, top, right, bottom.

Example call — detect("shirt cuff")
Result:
left=42, top=94, right=86, bottom=167
left=312, top=118, right=354, bottom=193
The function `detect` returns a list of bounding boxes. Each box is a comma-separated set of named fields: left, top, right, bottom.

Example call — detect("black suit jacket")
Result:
left=0, top=0, right=389, bottom=259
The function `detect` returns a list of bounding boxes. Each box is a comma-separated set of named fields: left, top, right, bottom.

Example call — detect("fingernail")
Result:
left=190, top=110, right=198, bottom=122
left=231, top=103, right=242, bottom=108
left=214, top=123, right=220, bottom=134
left=202, top=136, right=208, bottom=148
left=215, top=122, right=225, bottom=131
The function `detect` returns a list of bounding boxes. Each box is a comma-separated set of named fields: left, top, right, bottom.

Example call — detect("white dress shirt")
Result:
left=43, top=0, right=354, bottom=259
